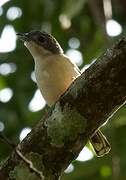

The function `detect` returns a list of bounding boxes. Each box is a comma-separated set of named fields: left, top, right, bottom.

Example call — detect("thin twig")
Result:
left=16, top=145, right=45, bottom=180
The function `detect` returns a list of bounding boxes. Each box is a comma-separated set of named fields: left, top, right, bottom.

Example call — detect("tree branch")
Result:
left=1, top=38, right=126, bottom=180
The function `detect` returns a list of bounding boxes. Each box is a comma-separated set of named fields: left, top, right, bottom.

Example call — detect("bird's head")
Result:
left=17, top=31, right=63, bottom=58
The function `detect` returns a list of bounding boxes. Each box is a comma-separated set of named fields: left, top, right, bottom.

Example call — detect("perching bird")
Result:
left=17, top=31, right=111, bottom=157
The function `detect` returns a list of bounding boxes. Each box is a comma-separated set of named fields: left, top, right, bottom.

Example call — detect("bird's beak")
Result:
left=16, top=33, right=31, bottom=42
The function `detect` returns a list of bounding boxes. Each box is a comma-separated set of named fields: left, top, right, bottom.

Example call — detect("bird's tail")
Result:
left=90, top=129, right=111, bottom=157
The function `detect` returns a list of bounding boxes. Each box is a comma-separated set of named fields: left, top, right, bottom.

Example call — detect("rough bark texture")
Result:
left=1, top=38, right=126, bottom=180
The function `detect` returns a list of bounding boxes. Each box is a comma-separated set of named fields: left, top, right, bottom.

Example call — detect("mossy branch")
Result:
left=1, top=38, right=126, bottom=180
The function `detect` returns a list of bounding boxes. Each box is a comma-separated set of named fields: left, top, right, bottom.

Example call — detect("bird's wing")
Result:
left=62, top=54, right=82, bottom=75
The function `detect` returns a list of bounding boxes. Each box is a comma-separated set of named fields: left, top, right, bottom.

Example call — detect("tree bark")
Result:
left=1, top=38, right=126, bottom=180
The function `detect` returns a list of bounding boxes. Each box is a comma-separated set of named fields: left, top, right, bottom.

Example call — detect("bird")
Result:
left=17, top=30, right=111, bottom=157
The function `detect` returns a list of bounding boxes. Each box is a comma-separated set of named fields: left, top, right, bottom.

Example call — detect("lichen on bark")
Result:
left=45, top=103, right=86, bottom=147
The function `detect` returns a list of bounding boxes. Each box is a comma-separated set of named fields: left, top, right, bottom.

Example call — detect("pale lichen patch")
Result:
left=9, top=161, right=38, bottom=180
left=9, top=152, right=44, bottom=180
left=45, top=102, right=86, bottom=147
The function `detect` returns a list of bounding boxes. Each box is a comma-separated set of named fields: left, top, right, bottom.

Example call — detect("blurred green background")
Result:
left=0, top=0, right=126, bottom=179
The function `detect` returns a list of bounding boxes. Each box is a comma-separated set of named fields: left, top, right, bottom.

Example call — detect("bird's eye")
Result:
left=38, top=36, right=45, bottom=43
